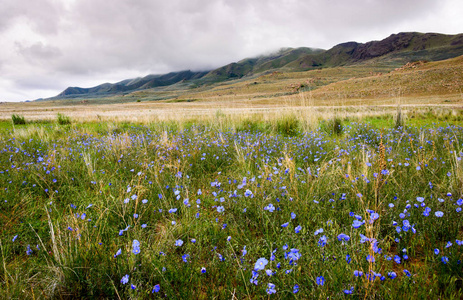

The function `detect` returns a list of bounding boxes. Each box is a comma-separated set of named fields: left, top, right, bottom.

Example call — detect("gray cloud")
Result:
left=0, top=0, right=462, bottom=101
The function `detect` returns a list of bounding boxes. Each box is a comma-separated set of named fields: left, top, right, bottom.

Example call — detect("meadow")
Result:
left=0, top=107, right=462, bottom=299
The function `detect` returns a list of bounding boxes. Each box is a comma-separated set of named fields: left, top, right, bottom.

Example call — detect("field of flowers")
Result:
left=0, top=118, right=462, bottom=299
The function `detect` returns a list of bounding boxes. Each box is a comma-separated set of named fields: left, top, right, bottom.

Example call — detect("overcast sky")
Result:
left=1, top=0, right=462, bottom=101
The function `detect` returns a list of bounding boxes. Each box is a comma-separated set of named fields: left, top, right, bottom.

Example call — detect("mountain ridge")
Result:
left=49, top=32, right=463, bottom=100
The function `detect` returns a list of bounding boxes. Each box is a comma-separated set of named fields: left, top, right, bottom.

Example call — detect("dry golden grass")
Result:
left=1, top=56, right=462, bottom=123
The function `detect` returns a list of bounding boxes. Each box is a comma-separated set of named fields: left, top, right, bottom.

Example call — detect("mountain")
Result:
left=51, top=32, right=463, bottom=100
left=56, top=70, right=208, bottom=98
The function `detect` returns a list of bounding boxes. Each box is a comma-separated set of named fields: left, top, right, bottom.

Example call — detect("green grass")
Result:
left=0, top=113, right=462, bottom=299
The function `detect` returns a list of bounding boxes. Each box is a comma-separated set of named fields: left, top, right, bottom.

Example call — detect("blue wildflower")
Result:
left=352, top=219, right=364, bottom=228
left=337, top=233, right=350, bottom=242
left=255, top=257, right=268, bottom=271
left=152, top=284, right=160, bottom=293
left=114, top=248, right=121, bottom=258
left=266, top=283, right=276, bottom=294
left=132, top=240, right=140, bottom=255
left=316, top=276, right=325, bottom=286
left=121, top=274, right=129, bottom=284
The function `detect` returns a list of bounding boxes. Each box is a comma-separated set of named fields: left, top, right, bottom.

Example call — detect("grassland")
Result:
left=0, top=108, right=463, bottom=299
left=1, top=55, right=463, bottom=299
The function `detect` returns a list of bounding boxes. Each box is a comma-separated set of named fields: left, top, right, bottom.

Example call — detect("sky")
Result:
left=1, top=0, right=462, bottom=102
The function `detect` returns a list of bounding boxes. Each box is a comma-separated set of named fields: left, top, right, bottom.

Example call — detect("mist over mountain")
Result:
left=50, top=32, right=463, bottom=100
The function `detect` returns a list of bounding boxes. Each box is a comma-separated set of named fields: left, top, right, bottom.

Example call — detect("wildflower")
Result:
left=132, top=240, right=140, bottom=255
left=255, top=257, right=268, bottom=271
left=366, top=255, right=375, bottom=263
left=435, top=211, right=444, bottom=217
left=293, top=284, right=299, bottom=293
left=217, top=206, right=224, bottom=213
left=114, top=248, right=121, bottom=258
left=281, top=222, right=289, bottom=228
left=314, top=228, right=323, bottom=235
left=434, top=248, right=440, bottom=255
left=266, top=283, right=276, bottom=294
left=265, top=269, right=273, bottom=276
left=265, top=203, right=275, bottom=212
left=316, top=276, right=325, bottom=286
left=142, top=199, right=148, bottom=204
left=388, top=272, right=397, bottom=279
left=394, top=255, right=401, bottom=264
left=291, top=212, right=296, bottom=219
left=344, top=287, right=354, bottom=294
left=295, top=225, right=302, bottom=233
left=352, top=219, right=364, bottom=229
left=175, top=239, right=183, bottom=247
left=201, top=267, right=206, bottom=274
left=318, top=235, right=327, bottom=247
left=403, top=269, right=411, bottom=277
left=152, top=284, right=160, bottom=293
left=337, top=233, right=350, bottom=242
left=416, top=197, right=425, bottom=202
left=423, top=207, right=431, bottom=217
left=141, top=224, right=147, bottom=228
left=182, top=254, right=189, bottom=263
left=169, top=208, right=177, bottom=213
left=287, top=248, right=301, bottom=261
left=131, top=284, right=136, bottom=290
left=121, top=274, right=129, bottom=284
left=12, top=235, right=18, bottom=242
left=346, top=254, right=351, bottom=264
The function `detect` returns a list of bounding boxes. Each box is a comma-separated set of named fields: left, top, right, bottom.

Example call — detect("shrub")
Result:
left=320, top=117, right=343, bottom=136
left=275, top=114, right=300, bottom=136
left=11, top=114, right=26, bottom=125
left=57, top=113, right=71, bottom=125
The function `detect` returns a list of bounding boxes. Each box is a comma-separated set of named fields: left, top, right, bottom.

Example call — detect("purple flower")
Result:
left=175, top=239, right=183, bottom=247
left=435, top=211, right=444, bottom=217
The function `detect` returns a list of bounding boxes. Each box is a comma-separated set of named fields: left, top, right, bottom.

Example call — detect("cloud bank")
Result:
left=1, top=0, right=462, bottom=101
